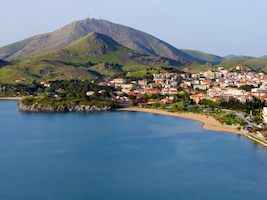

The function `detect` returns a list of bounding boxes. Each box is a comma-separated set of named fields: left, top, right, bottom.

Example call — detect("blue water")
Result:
left=0, top=101, right=267, bottom=200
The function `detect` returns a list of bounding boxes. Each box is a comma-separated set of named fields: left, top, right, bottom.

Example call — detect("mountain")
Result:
left=260, top=55, right=267, bottom=58
left=223, top=54, right=255, bottom=60
left=229, top=56, right=255, bottom=60
left=0, top=35, right=40, bottom=60
left=224, top=54, right=238, bottom=59
left=180, top=49, right=225, bottom=64
left=1, top=19, right=204, bottom=63
left=31, top=32, right=194, bottom=69
left=0, top=32, right=201, bottom=83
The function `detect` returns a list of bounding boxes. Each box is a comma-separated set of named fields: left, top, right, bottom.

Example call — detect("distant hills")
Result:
left=1, top=18, right=267, bottom=83
left=0, top=32, right=201, bottom=83
left=0, top=35, right=41, bottom=60
left=223, top=54, right=238, bottom=59
left=223, top=54, right=256, bottom=60
left=0, top=19, right=205, bottom=63
left=180, top=49, right=225, bottom=64
left=219, top=57, right=267, bottom=72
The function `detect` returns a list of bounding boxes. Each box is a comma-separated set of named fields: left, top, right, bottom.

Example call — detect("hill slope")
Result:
left=223, top=54, right=238, bottom=59
left=180, top=49, right=224, bottom=64
left=218, top=58, right=267, bottom=72
left=0, top=32, right=201, bottom=83
left=0, top=35, right=41, bottom=60
left=0, top=59, right=9, bottom=68
left=2, top=19, right=204, bottom=63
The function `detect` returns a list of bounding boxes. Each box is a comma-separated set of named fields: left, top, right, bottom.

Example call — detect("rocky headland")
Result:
left=17, top=102, right=111, bottom=112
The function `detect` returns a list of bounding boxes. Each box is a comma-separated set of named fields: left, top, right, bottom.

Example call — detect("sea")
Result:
left=0, top=100, right=267, bottom=200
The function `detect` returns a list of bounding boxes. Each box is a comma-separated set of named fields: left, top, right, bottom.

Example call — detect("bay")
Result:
left=0, top=100, right=267, bottom=200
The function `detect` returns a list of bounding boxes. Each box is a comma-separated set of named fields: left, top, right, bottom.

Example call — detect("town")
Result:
left=8, top=65, right=267, bottom=147
left=86, top=66, right=267, bottom=146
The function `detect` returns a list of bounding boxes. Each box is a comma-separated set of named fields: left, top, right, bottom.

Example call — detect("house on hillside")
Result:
left=112, top=78, right=126, bottom=84
left=160, top=98, right=172, bottom=104
left=138, top=79, right=147, bottom=86
left=86, top=91, right=94, bottom=96
left=15, top=79, right=24, bottom=83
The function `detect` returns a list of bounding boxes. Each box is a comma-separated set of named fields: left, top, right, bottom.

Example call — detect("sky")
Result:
left=1, top=0, right=266, bottom=57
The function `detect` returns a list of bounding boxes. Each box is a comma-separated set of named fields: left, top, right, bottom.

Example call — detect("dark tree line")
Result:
left=219, top=97, right=267, bottom=115
left=49, top=80, right=115, bottom=95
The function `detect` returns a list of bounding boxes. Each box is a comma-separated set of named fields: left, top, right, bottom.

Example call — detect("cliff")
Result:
left=17, top=102, right=111, bottom=112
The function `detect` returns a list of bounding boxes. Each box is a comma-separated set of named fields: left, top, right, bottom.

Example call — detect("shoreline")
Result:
left=0, top=97, right=24, bottom=100
left=116, top=107, right=242, bottom=135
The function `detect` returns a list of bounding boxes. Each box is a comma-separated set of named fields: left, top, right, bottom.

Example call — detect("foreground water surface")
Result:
left=0, top=100, right=267, bottom=200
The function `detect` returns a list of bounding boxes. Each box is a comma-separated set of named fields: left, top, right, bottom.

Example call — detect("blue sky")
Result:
left=1, top=0, right=266, bottom=57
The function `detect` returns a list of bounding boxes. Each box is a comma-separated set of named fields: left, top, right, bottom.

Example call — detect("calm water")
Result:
left=0, top=100, right=267, bottom=200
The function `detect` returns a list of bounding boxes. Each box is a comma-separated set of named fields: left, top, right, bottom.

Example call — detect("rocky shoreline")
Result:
left=17, top=102, right=112, bottom=112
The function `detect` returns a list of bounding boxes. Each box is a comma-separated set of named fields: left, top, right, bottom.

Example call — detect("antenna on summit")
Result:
left=86, top=14, right=90, bottom=19
left=99, top=13, right=101, bottom=20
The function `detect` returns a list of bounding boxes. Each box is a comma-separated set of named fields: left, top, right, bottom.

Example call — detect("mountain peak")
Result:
left=63, top=32, right=124, bottom=57
left=0, top=19, right=203, bottom=62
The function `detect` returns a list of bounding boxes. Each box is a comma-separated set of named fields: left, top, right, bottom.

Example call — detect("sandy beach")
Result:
left=0, top=97, right=24, bottom=100
left=117, top=107, right=242, bottom=134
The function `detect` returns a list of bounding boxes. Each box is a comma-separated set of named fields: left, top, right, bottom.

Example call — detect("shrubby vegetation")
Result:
left=0, top=82, right=45, bottom=97
left=19, top=79, right=118, bottom=108
left=21, top=95, right=118, bottom=108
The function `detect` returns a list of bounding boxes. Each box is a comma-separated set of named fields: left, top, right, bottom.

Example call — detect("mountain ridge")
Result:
left=180, top=49, right=225, bottom=64
left=0, top=32, right=201, bottom=83
left=1, top=19, right=205, bottom=63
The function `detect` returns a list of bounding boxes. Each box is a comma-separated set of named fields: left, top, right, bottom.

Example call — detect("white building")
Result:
left=112, top=78, right=126, bottom=84
left=86, top=91, right=94, bottom=96
left=262, top=107, right=267, bottom=123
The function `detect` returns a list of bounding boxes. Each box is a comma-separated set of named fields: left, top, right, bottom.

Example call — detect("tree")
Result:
left=152, top=102, right=160, bottom=109
left=46, top=87, right=55, bottom=93
left=37, top=88, right=44, bottom=93
left=93, top=91, right=100, bottom=97
left=128, top=95, right=136, bottom=101
left=132, top=101, right=138, bottom=106
left=120, top=93, right=128, bottom=97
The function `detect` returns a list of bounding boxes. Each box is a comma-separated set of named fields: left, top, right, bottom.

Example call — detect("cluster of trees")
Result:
left=199, top=98, right=264, bottom=125
left=219, top=97, right=266, bottom=115
left=48, top=80, right=115, bottom=95
left=0, top=80, right=117, bottom=101
left=0, top=82, right=45, bottom=97
left=21, top=79, right=119, bottom=108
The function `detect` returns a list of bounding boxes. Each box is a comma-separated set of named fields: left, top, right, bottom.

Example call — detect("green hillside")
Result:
left=0, top=35, right=41, bottom=60
left=180, top=49, right=224, bottom=64
left=223, top=54, right=238, bottom=59
left=218, top=58, right=267, bottom=72
left=0, top=32, right=202, bottom=83
left=2, top=19, right=204, bottom=63
left=0, top=59, right=9, bottom=68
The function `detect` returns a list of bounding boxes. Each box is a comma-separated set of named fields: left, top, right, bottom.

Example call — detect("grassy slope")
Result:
left=222, top=56, right=256, bottom=61
left=0, top=59, right=9, bottom=68
left=218, top=58, right=267, bottom=72
left=0, top=32, right=203, bottom=83
left=27, top=32, right=200, bottom=70
left=0, top=35, right=41, bottom=60
left=4, top=19, right=202, bottom=63
left=180, top=49, right=225, bottom=64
